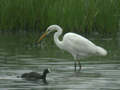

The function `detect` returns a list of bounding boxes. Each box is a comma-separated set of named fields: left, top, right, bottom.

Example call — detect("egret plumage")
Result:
left=38, top=25, right=107, bottom=71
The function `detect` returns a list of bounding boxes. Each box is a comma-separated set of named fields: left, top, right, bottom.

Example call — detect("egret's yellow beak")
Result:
left=37, top=31, right=48, bottom=43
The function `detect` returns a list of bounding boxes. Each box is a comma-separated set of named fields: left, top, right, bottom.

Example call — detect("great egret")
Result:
left=38, top=25, right=107, bottom=71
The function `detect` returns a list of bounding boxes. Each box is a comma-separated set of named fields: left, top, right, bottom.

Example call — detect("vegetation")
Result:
left=0, top=0, right=119, bottom=34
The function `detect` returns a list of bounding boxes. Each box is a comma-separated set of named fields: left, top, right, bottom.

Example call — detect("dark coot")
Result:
left=21, top=68, right=51, bottom=83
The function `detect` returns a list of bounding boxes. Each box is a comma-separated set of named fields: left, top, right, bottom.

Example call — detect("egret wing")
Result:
left=63, top=33, right=97, bottom=55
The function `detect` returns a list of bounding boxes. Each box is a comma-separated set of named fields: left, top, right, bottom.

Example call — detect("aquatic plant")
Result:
left=0, top=0, right=119, bottom=35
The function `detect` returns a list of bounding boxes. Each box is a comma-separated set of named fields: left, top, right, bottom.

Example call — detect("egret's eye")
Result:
left=46, top=29, right=54, bottom=33
left=48, top=29, right=51, bottom=32
left=46, top=29, right=50, bottom=32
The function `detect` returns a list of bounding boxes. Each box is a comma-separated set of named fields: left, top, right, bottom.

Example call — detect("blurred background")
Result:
left=0, top=0, right=119, bottom=35
left=0, top=0, right=120, bottom=90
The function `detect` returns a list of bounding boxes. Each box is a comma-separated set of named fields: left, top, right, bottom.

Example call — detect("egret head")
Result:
left=46, top=25, right=60, bottom=33
left=37, top=25, right=60, bottom=43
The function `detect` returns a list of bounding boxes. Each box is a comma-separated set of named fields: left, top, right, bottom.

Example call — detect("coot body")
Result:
left=21, top=69, right=50, bottom=83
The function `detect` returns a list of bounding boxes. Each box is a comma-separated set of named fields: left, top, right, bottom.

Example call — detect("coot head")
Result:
left=43, top=68, right=51, bottom=74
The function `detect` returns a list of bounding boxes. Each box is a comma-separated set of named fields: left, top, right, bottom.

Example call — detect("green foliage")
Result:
left=0, top=0, right=119, bottom=34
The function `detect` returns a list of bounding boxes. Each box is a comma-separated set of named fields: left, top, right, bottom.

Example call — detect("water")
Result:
left=0, top=33, right=120, bottom=90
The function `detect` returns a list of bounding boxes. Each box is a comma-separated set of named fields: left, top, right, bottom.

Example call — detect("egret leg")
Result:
left=78, top=60, right=81, bottom=71
left=74, top=61, right=77, bottom=71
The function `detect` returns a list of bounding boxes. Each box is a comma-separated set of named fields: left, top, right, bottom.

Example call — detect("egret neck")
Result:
left=54, top=26, right=63, bottom=49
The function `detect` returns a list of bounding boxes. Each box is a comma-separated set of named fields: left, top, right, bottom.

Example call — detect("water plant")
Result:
left=0, top=0, right=119, bottom=35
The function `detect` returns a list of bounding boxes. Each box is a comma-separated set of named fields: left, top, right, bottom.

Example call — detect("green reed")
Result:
left=0, top=0, right=119, bottom=35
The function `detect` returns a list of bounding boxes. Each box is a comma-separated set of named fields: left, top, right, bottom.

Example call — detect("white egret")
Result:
left=38, top=25, right=107, bottom=71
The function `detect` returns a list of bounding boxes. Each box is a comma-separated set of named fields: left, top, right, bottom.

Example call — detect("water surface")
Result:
left=0, top=33, right=120, bottom=90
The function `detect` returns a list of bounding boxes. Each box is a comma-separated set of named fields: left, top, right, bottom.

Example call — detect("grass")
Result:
left=0, top=0, right=119, bottom=35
